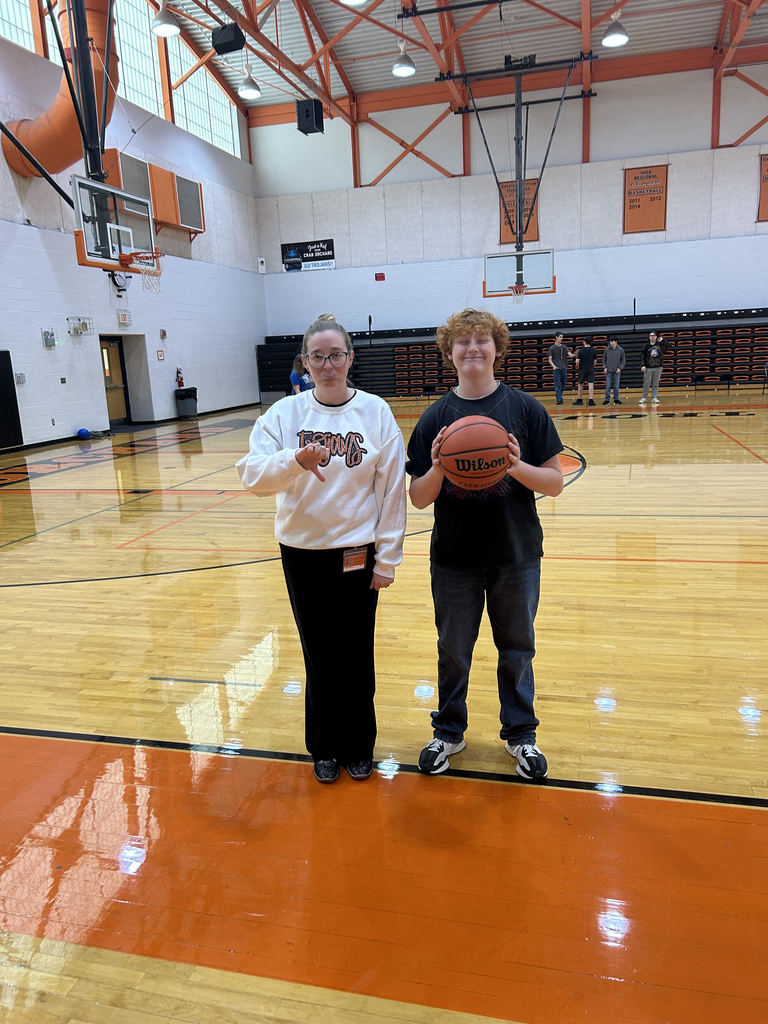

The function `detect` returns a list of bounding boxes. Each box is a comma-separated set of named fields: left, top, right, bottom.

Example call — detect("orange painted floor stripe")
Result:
left=1, top=734, right=766, bottom=1024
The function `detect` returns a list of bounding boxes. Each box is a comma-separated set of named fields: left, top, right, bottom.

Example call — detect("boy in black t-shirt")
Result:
left=406, top=309, right=564, bottom=779
left=573, top=337, right=597, bottom=406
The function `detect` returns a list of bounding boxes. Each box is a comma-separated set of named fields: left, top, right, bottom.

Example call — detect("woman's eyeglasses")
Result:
left=305, top=350, right=349, bottom=367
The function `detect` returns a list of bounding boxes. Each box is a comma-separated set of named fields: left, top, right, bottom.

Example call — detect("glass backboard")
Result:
left=71, top=175, right=158, bottom=275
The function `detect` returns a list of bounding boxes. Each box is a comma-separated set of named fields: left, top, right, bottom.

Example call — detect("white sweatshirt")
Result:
left=236, top=389, right=406, bottom=578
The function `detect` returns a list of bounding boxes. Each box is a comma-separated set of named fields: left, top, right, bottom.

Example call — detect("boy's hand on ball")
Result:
left=431, top=427, right=447, bottom=472
left=506, top=433, right=521, bottom=471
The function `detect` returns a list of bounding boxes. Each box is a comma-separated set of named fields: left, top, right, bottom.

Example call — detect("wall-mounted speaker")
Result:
left=211, top=24, right=246, bottom=55
left=296, top=99, right=324, bottom=136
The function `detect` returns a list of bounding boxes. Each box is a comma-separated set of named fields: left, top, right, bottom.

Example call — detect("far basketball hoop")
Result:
left=483, top=250, right=556, bottom=299
left=119, top=249, right=163, bottom=292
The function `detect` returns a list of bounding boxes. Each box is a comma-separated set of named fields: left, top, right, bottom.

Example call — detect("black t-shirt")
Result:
left=406, top=383, right=563, bottom=567
left=577, top=346, right=596, bottom=372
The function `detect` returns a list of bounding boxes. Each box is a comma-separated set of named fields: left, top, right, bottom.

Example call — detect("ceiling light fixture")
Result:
left=237, top=63, right=262, bottom=100
left=601, top=14, right=629, bottom=48
left=152, top=0, right=181, bottom=38
left=339, top=0, right=368, bottom=6
left=392, top=39, right=416, bottom=78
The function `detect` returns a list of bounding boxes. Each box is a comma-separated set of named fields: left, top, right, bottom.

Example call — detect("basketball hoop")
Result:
left=119, top=250, right=163, bottom=293
left=510, top=283, right=527, bottom=304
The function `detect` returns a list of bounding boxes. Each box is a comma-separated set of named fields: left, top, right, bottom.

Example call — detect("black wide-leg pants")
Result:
left=280, top=543, right=379, bottom=764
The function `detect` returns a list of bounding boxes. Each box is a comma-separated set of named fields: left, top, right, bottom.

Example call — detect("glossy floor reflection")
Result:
left=1, top=390, right=768, bottom=1022
left=1, top=733, right=766, bottom=1024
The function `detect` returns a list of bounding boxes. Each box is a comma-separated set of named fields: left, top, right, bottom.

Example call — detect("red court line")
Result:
left=1, top=734, right=765, bottom=1024
left=116, top=492, right=247, bottom=549
left=711, top=424, right=768, bottom=463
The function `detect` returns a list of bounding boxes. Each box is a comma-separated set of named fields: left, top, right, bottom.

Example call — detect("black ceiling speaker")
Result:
left=296, top=99, right=324, bottom=135
left=211, top=24, right=246, bottom=55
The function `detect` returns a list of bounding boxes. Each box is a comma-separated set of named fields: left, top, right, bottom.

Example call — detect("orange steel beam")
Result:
left=462, top=107, right=470, bottom=175
left=250, top=46, right=750, bottom=127
left=293, top=1, right=332, bottom=96
left=364, top=108, right=454, bottom=185
left=436, top=5, right=501, bottom=56
left=292, top=0, right=356, bottom=97
left=711, top=72, right=722, bottom=147
left=29, top=0, right=50, bottom=59
left=298, top=0, right=393, bottom=72
left=144, top=1, right=246, bottom=113
left=401, top=0, right=466, bottom=108
left=581, top=0, right=591, bottom=163
left=715, top=0, right=767, bottom=77
left=156, top=38, right=175, bottom=123
left=732, top=69, right=768, bottom=98
left=437, top=0, right=466, bottom=79
left=350, top=97, right=361, bottom=188
left=519, top=0, right=580, bottom=30
left=171, top=48, right=215, bottom=92
left=212, top=0, right=354, bottom=124
left=731, top=110, right=768, bottom=145
left=716, top=0, right=731, bottom=47
left=591, top=0, right=631, bottom=28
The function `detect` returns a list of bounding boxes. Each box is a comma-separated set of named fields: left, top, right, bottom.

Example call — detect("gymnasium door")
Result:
left=100, top=337, right=129, bottom=425
left=0, top=350, right=23, bottom=449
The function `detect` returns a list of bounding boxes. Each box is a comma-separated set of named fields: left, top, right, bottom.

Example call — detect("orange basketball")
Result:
left=438, top=415, right=511, bottom=491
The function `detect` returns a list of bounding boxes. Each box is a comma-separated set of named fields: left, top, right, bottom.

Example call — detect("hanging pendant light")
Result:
left=602, top=14, right=629, bottom=48
left=152, top=0, right=181, bottom=38
left=238, top=63, right=262, bottom=100
left=392, top=39, right=416, bottom=78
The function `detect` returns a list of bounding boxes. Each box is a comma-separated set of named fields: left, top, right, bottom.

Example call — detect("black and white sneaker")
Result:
left=346, top=759, right=373, bottom=780
left=418, top=738, right=466, bottom=775
left=505, top=742, right=548, bottom=780
left=313, top=759, right=340, bottom=783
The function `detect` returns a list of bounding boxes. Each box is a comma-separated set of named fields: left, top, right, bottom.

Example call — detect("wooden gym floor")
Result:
left=0, top=385, right=766, bottom=1023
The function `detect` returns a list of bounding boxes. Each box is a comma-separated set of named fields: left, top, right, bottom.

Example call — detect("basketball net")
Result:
left=510, top=283, right=527, bottom=304
left=120, top=251, right=163, bottom=293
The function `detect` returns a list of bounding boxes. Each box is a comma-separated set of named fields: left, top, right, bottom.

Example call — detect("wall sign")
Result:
left=499, top=179, right=539, bottom=244
left=623, top=165, right=668, bottom=233
left=281, top=239, right=335, bottom=272
left=758, top=154, right=768, bottom=223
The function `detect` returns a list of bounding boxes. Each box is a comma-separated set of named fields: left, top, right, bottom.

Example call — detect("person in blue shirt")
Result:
left=290, top=353, right=313, bottom=394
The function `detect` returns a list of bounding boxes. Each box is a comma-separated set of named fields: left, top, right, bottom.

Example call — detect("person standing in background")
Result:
left=547, top=331, right=574, bottom=406
left=639, top=331, right=671, bottom=406
left=572, top=337, right=597, bottom=407
left=602, top=337, right=626, bottom=405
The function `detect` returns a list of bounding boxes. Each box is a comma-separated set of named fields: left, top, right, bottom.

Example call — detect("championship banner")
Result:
left=623, top=165, right=668, bottom=233
left=758, top=154, right=768, bottom=223
left=281, top=239, right=335, bottom=272
left=499, top=179, right=539, bottom=244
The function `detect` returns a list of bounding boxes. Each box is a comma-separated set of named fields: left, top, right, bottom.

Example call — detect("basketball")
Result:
left=438, top=415, right=511, bottom=490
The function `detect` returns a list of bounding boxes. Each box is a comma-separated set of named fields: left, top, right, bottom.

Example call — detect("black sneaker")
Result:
left=313, top=759, right=340, bottom=783
left=614, top=399, right=622, bottom=405
left=505, top=742, right=548, bottom=780
left=346, top=760, right=373, bottom=780
left=572, top=399, right=583, bottom=406
left=556, top=399, right=563, bottom=405
left=418, top=737, right=466, bottom=775
left=587, top=399, right=596, bottom=407
left=602, top=400, right=610, bottom=405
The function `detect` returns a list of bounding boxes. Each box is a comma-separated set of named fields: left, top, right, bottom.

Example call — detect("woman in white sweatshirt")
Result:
left=237, top=314, right=407, bottom=784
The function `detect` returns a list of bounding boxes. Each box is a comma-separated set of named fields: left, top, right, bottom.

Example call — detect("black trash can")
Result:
left=174, top=386, right=198, bottom=418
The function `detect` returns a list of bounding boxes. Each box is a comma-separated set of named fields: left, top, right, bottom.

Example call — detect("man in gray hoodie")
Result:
left=602, top=337, right=626, bottom=405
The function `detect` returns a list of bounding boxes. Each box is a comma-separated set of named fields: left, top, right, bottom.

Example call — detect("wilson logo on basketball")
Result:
left=297, top=429, right=367, bottom=467
left=453, top=455, right=508, bottom=472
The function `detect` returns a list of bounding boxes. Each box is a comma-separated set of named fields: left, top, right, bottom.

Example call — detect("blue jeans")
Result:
left=605, top=371, right=620, bottom=402
left=553, top=368, right=568, bottom=402
left=429, top=559, right=541, bottom=744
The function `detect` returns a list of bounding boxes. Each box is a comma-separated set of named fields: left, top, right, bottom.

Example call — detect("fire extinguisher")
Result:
left=176, top=367, right=184, bottom=388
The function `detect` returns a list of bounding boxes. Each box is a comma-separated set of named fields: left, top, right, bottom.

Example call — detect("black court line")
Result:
left=1, top=724, right=766, bottom=810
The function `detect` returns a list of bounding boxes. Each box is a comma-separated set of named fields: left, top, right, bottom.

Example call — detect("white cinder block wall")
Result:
left=2, top=33, right=767, bottom=448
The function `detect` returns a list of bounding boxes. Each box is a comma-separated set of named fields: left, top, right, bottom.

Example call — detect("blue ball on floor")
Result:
left=77, top=428, right=90, bottom=439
